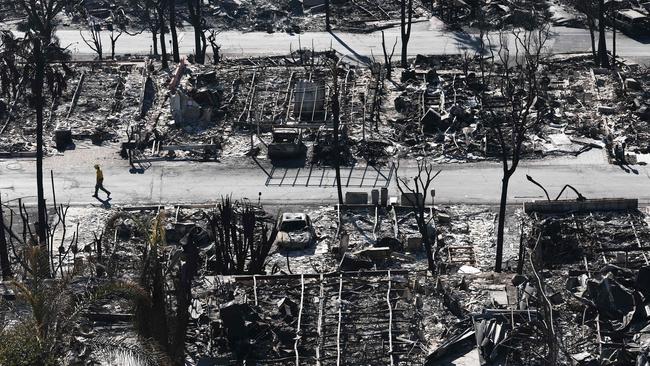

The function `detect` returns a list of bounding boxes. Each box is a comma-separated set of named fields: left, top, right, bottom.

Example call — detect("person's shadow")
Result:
left=94, top=196, right=112, bottom=208
left=129, top=167, right=146, bottom=174
left=616, top=161, right=639, bottom=175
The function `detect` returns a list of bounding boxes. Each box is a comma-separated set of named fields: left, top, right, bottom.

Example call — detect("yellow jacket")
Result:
left=96, top=168, right=104, bottom=182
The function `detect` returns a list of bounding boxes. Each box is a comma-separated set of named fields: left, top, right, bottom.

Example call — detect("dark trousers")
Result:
left=94, top=180, right=111, bottom=197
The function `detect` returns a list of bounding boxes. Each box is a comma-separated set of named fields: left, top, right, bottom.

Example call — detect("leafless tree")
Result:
left=207, top=29, right=221, bottom=65
left=457, top=43, right=473, bottom=78
left=400, top=0, right=413, bottom=68
left=381, top=30, right=397, bottom=79
left=485, top=24, right=550, bottom=272
left=396, top=162, right=441, bottom=273
left=79, top=12, right=103, bottom=60
left=136, top=0, right=161, bottom=55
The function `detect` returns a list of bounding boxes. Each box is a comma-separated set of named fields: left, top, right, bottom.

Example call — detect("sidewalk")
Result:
left=1, top=147, right=648, bottom=207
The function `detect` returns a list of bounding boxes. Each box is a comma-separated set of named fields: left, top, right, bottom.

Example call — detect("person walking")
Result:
left=93, top=164, right=111, bottom=199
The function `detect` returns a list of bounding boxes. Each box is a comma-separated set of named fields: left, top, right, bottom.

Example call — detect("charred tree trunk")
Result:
left=188, top=0, right=204, bottom=64
left=325, top=0, right=331, bottom=31
left=495, top=174, right=510, bottom=272
left=381, top=31, right=396, bottom=79
left=400, top=0, right=413, bottom=68
left=110, top=36, right=117, bottom=60
left=169, top=0, right=180, bottom=62
left=158, top=7, right=168, bottom=69
left=152, top=30, right=159, bottom=55
left=0, top=195, right=12, bottom=280
left=193, top=24, right=202, bottom=63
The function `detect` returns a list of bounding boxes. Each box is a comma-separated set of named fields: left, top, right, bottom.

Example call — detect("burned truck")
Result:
left=267, top=127, right=307, bottom=160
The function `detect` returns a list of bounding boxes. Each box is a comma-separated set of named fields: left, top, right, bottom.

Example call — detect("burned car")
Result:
left=273, top=212, right=316, bottom=250
left=267, top=127, right=307, bottom=161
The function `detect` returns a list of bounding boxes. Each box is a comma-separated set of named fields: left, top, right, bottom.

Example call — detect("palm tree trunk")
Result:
left=33, top=36, right=50, bottom=278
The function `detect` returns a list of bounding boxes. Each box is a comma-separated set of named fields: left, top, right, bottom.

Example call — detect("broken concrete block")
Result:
left=345, top=192, right=368, bottom=205
left=598, top=105, right=616, bottom=114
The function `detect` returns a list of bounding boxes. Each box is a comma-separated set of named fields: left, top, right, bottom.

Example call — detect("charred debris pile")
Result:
left=127, top=52, right=649, bottom=166
left=387, top=54, right=649, bottom=164
left=0, top=61, right=142, bottom=155
left=2, top=191, right=650, bottom=364
left=3, top=53, right=646, bottom=167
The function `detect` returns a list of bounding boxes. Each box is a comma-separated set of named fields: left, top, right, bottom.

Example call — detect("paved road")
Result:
left=1, top=149, right=649, bottom=207
left=46, top=19, right=650, bottom=65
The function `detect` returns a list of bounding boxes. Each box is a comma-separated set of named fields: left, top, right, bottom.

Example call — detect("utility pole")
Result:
left=597, top=0, right=609, bottom=68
